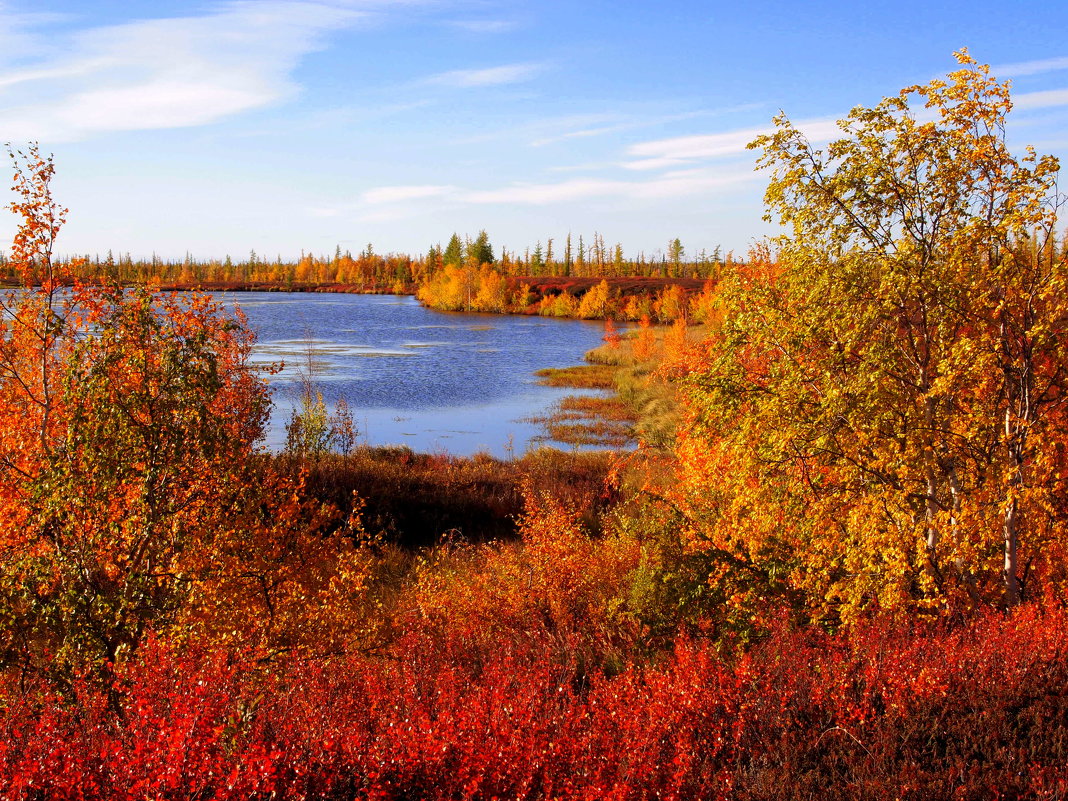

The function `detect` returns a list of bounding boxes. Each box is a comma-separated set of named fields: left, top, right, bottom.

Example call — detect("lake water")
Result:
left=216, top=292, right=611, bottom=457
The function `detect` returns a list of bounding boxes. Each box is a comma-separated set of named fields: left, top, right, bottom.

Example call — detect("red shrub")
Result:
left=3, top=606, right=1068, bottom=799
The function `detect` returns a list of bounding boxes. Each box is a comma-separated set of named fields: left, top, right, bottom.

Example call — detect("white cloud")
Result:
left=1013, top=88, right=1068, bottom=111
left=308, top=206, right=346, bottom=218
left=624, top=126, right=766, bottom=169
left=547, top=161, right=623, bottom=173
left=531, top=124, right=633, bottom=147
left=530, top=104, right=766, bottom=147
left=357, top=207, right=419, bottom=223
left=424, top=62, right=543, bottom=88
left=421, top=167, right=760, bottom=206
left=622, top=117, right=840, bottom=170
left=307, top=183, right=456, bottom=218
left=361, top=184, right=455, bottom=203
left=994, top=56, right=1068, bottom=78
left=0, top=1, right=369, bottom=142
left=448, top=112, right=618, bottom=147
left=0, top=8, right=70, bottom=63
left=345, top=165, right=761, bottom=221
left=463, top=178, right=626, bottom=205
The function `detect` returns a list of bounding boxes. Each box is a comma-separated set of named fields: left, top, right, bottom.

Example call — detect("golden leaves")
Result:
left=678, top=54, right=1068, bottom=622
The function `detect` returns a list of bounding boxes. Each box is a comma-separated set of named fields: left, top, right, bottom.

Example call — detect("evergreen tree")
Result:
left=426, top=244, right=441, bottom=270
left=443, top=233, right=464, bottom=267
left=468, top=229, right=494, bottom=265
left=668, top=238, right=685, bottom=277
left=531, top=241, right=544, bottom=275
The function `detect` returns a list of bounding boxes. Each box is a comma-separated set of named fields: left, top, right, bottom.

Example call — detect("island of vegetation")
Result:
left=2, top=53, right=1068, bottom=799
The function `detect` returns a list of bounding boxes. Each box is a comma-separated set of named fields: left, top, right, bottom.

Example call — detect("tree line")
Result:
left=0, top=230, right=728, bottom=292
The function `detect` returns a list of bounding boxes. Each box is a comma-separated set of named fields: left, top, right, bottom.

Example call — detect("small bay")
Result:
left=216, top=292, right=611, bottom=457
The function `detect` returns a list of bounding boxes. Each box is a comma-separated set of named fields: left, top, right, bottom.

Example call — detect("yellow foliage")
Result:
left=578, top=280, right=611, bottom=319
left=671, top=53, right=1068, bottom=622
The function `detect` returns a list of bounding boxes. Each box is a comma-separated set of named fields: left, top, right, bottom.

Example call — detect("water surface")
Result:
left=218, top=293, right=610, bottom=457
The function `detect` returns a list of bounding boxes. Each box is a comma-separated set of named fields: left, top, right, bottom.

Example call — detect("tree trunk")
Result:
left=1003, top=495, right=1020, bottom=606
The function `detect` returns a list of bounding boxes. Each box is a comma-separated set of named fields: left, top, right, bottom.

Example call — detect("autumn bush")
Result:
left=403, top=484, right=644, bottom=670
left=3, top=604, right=1068, bottom=799
left=417, top=266, right=708, bottom=322
left=0, top=148, right=375, bottom=682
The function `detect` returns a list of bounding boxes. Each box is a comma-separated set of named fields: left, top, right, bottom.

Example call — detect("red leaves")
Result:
left=3, top=605, right=1068, bottom=799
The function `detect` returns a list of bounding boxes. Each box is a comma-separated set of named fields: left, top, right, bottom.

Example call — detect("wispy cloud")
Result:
left=547, top=161, right=624, bottom=173
left=310, top=182, right=456, bottom=219
left=0, top=1, right=371, bottom=142
left=622, top=117, right=840, bottom=170
left=424, top=62, right=544, bottom=88
left=0, top=8, right=71, bottom=63
left=463, top=178, right=625, bottom=205
left=362, top=184, right=456, bottom=203
left=994, top=56, right=1068, bottom=78
left=1013, top=88, right=1068, bottom=111
left=447, top=112, right=618, bottom=147
left=461, top=167, right=760, bottom=205
left=348, top=166, right=761, bottom=215
left=531, top=104, right=766, bottom=147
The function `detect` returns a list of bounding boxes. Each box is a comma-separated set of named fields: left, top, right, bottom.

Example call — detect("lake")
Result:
left=217, top=292, right=612, bottom=457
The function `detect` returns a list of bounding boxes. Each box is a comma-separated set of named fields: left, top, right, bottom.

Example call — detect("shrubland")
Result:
left=4, top=54, right=1068, bottom=798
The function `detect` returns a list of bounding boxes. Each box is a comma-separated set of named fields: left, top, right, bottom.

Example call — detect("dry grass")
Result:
left=534, top=364, right=617, bottom=389
left=527, top=394, right=637, bottom=448
left=533, top=327, right=693, bottom=451
left=558, top=394, right=634, bottom=421
left=537, top=418, right=634, bottom=448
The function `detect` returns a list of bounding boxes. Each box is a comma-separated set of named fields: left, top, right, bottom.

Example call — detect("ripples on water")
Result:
left=216, top=293, right=611, bottom=457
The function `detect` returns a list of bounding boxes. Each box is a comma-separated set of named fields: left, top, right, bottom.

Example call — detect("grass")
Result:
left=532, top=326, right=693, bottom=452
left=536, top=419, right=634, bottom=448
left=534, top=364, right=618, bottom=389
left=530, top=326, right=692, bottom=451
left=527, top=394, right=637, bottom=449
left=559, top=394, right=634, bottom=421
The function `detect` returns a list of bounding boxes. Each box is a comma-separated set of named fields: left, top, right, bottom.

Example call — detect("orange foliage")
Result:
left=408, top=483, right=640, bottom=661
left=0, top=146, right=371, bottom=679
left=602, top=319, right=622, bottom=349
left=631, top=315, right=656, bottom=362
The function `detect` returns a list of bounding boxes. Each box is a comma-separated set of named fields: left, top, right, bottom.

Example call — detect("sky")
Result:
left=0, top=0, right=1066, bottom=262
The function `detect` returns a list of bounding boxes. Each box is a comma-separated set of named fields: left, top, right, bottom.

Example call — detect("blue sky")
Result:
left=0, top=0, right=1066, bottom=262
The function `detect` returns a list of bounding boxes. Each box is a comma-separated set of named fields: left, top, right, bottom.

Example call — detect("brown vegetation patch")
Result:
left=534, top=364, right=617, bottom=389
left=559, top=394, right=635, bottom=422
left=281, top=447, right=618, bottom=547
left=528, top=394, right=636, bottom=449
left=536, top=418, right=634, bottom=449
